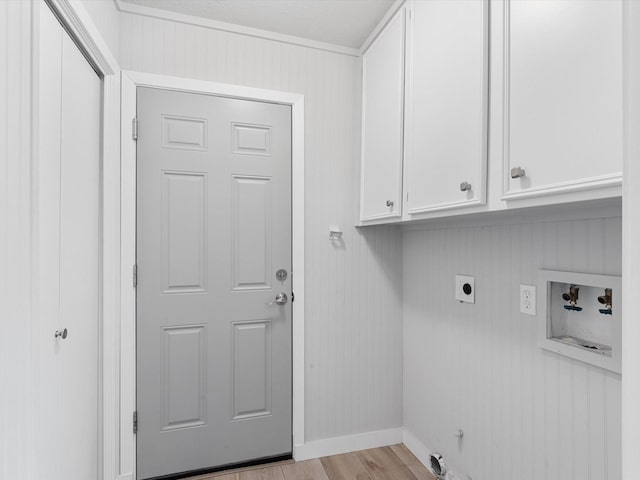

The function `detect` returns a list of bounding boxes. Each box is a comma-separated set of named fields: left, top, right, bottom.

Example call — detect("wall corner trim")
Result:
left=401, top=428, right=433, bottom=472
left=359, top=0, right=406, bottom=55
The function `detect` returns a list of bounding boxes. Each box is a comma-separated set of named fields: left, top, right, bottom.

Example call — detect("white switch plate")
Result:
left=455, top=275, right=475, bottom=303
left=520, top=284, right=536, bottom=315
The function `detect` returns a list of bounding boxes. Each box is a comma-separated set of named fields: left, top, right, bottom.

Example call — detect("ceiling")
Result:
left=119, top=0, right=397, bottom=49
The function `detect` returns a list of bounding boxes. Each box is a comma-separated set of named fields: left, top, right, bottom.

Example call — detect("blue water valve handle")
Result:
left=563, top=305, right=583, bottom=312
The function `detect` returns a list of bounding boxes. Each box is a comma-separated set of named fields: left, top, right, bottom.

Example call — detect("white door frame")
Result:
left=622, top=1, right=640, bottom=477
left=120, top=71, right=305, bottom=479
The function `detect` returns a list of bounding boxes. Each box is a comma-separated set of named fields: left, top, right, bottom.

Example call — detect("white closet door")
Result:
left=58, top=23, right=101, bottom=480
left=36, top=4, right=101, bottom=479
left=36, top=5, right=64, bottom=477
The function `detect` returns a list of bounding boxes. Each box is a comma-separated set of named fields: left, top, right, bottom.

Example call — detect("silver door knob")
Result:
left=511, top=166, right=526, bottom=179
left=386, top=200, right=394, bottom=207
left=54, top=328, right=68, bottom=339
left=266, top=292, right=288, bottom=306
left=459, top=181, right=472, bottom=192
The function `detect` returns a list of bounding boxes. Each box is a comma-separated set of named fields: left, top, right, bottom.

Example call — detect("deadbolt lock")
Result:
left=276, top=269, right=288, bottom=281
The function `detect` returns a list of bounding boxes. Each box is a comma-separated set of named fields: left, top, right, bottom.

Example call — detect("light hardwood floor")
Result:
left=186, top=445, right=436, bottom=480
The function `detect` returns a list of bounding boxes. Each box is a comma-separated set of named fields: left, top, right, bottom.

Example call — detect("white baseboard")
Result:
left=294, top=427, right=403, bottom=461
left=116, top=474, right=133, bottom=480
left=402, top=427, right=433, bottom=471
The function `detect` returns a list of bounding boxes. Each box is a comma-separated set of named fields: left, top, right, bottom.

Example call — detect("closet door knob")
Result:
left=511, top=166, right=526, bottom=179
left=386, top=200, right=394, bottom=207
left=54, top=328, right=68, bottom=340
left=459, top=181, right=472, bottom=192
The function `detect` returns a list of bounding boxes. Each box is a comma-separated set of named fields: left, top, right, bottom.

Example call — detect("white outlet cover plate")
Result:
left=520, top=284, right=536, bottom=315
left=455, top=275, right=475, bottom=303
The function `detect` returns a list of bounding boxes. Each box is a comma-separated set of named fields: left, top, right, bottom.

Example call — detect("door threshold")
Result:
left=145, top=453, right=294, bottom=480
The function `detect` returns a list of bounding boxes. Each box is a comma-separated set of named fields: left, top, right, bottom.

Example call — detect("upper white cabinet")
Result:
left=359, top=0, right=625, bottom=226
left=503, top=0, right=623, bottom=200
left=404, top=0, right=488, bottom=215
left=360, top=7, right=406, bottom=222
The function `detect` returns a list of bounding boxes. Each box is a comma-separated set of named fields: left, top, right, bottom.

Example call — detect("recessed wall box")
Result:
left=455, top=275, right=475, bottom=303
left=537, top=269, right=621, bottom=373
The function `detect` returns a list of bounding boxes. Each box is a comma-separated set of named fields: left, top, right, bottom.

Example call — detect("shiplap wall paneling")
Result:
left=119, top=12, right=404, bottom=442
left=0, top=1, right=34, bottom=479
left=81, top=0, right=121, bottom=61
left=403, top=217, right=622, bottom=480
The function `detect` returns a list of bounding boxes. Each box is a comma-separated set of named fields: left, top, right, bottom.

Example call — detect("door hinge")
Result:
left=132, top=117, right=138, bottom=141
left=133, top=411, right=138, bottom=434
left=406, top=191, right=409, bottom=202
left=291, top=292, right=295, bottom=303
left=133, top=264, right=138, bottom=288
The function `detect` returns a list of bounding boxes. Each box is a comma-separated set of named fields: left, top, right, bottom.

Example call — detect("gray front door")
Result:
left=136, top=87, right=292, bottom=479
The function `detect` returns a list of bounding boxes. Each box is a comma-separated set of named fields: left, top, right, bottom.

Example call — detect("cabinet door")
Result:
left=404, top=0, right=488, bottom=215
left=360, top=7, right=405, bottom=222
left=504, top=0, right=623, bottom=199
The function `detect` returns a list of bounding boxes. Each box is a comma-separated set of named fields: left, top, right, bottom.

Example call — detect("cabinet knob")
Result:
left=459, top=181, right=472, bottom=192
left=511, top=166, right=526, bottom=179
left=386, top=200, right=394, bottom=207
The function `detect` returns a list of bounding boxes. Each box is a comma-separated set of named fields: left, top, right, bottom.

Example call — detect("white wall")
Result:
left=118, top=10, right=404, bottom=442
left=0, top=2, right=35, bottom=479
left=81, top=0, right=121, bottom=61
left=403, top=212, right=622, bottom=480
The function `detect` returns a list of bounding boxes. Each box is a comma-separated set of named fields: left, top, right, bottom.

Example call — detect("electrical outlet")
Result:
left=520, top=284, right=536, bottom=315
left=455, top=275, right=475, bottom=303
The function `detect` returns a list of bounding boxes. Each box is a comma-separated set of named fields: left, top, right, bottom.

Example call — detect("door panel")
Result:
left=404, top=0, right=488, bottom=214
left=232, top=123, right=272, bottom=155
left=162, top=115, right=208, bottom=151
left=232, top=320, right=272, bottom=419
left=37, top=4, right=101, bottom=480
left=161, top=171, right=207, bottom=293
left=58, top=29, right=101, bottom=480
left=232, top=175, right=272, bottom=290
left=136, top=88, right=292, bottom=479
left=36, top=6, right=64, bottom=477
left=505, top=0, right=623, bottom=197
left=161, top=325, right=207, bottom=429
left=360, top=7, right=405, bottom=221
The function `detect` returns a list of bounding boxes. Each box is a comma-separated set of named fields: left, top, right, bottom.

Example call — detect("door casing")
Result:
left=120, top=71, right=306, bottom=479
